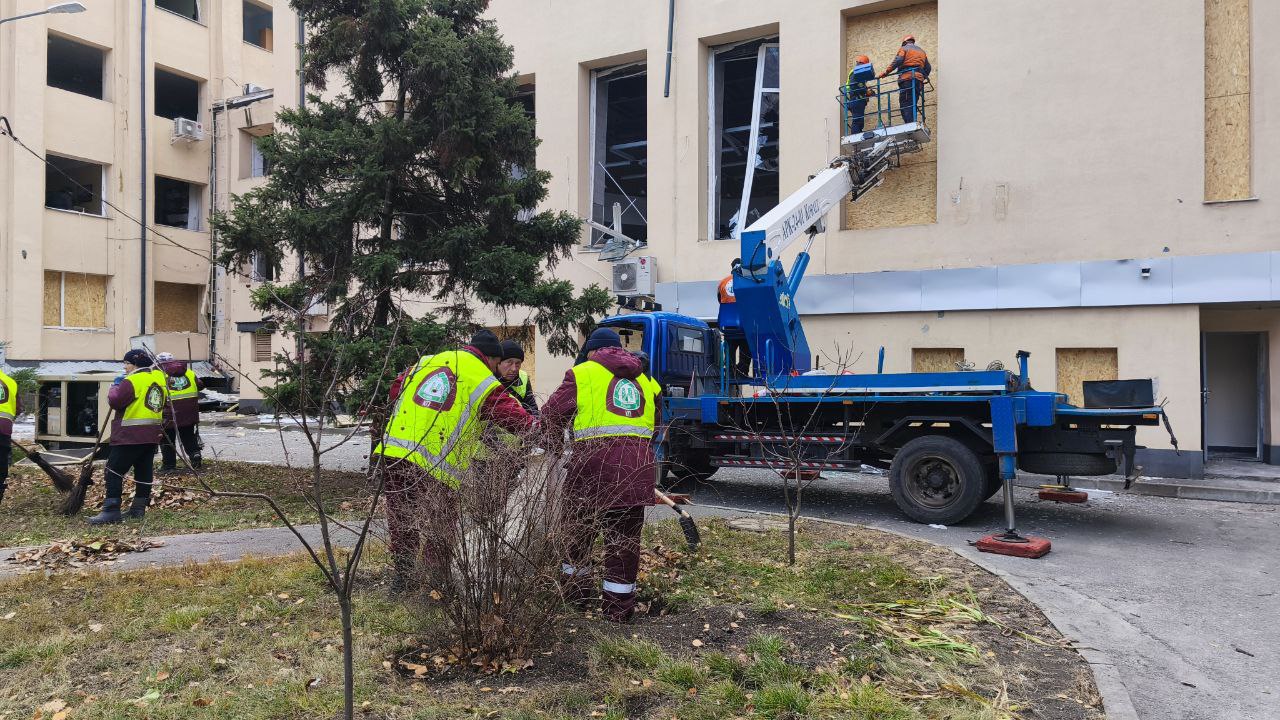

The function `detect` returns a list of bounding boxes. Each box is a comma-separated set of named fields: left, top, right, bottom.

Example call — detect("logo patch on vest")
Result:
left=144, top=384, right=165, bottom=413
left=171, top=375, right=191, bottom=391
left=606, top=378, right=645, bottom=418
left=0, top=384, right=7, bottom=404
left=413, top=367, right=457, bottom=411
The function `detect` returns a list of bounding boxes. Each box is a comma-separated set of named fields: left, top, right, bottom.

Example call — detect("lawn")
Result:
left=0, top=460, right=372, bottom=548
left=0, top=518, right=1102, bottom=719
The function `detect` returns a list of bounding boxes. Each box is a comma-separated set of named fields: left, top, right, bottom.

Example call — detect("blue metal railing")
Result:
left=837, top=72, right=934, bottom=138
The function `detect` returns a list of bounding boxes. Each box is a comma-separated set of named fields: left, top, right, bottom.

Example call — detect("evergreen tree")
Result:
left=214, top=0, right=610, bottom=412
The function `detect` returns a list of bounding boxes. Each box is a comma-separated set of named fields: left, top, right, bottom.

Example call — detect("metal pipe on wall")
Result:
left=663, top=0, right=675, bottom=97
left=138, top=0, right=148, bottom=335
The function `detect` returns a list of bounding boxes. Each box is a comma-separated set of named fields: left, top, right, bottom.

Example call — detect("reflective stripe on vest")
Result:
left=570, top=361, right=656, bottom=442
left=123, top=369, right=166, bottom=427
left=0, top=371, right=17, bottom=422
left=373, top=350, right=499, bottom=488
left=168, top=369, right=199, bottom=401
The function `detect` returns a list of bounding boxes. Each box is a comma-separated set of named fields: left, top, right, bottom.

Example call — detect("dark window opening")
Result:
left=156, top=0, right=199, bottom=22
left=243, top=1, right=274, bottom=49
left=589, top=64, right=647, bottom=246
left=252, top=252, right=275, bottom=282
left=45, top=155, right=105, bottom=215
left=47, top=34, right=104, bottom=99
left=514, top=83, right=535, bottom=120
left=711, top=38, right=779, bottom=240
left=155, top=176, right=202, bottom=230
left=155, top=68, right=200, bottom=121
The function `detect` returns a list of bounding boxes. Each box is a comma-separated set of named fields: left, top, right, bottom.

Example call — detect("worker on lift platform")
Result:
left=717, top=258, right=752, bottom=378
left=878, top=34, right=931, bottom=124
left=844, top=54, right=876, bottom=134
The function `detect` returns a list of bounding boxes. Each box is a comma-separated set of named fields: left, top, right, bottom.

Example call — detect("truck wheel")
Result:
left=890, top=436, right=987, bottom=525
left=664, top=455, right=719, bottom=485
left=1017, top=452, right=1116, bottom=476
left=983, top=462, right=1003, bottom=501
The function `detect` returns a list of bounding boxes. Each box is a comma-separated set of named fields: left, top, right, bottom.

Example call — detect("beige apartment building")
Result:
left=0, top=0, right=297, bottom=411
left=489, top=0, right=1277, bottom=479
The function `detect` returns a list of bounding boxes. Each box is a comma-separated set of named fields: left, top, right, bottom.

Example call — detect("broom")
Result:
left=11, top=439, right=75, bottom=493
left=60, top=407, right=114, bottom=516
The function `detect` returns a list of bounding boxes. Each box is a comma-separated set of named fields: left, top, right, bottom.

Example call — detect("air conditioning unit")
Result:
left=612, top=256, right=656, bottom=297
left=172, top=117, right=205, bottom=143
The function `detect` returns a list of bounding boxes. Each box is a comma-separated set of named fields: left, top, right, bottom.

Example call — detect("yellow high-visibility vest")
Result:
left=121, top=368, right=166, bottom=427
left=373, top=350, right=500, bottom=488
left=570, top=361, right=655, bottom=442
left=511, top=369, right=530, bottom=398
left=168, top=368, right=199, bottom=401
left=0, top=370, right=17, bottom=423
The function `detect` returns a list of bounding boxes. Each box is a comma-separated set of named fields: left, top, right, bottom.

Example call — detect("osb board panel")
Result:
left=487, top=325, right=536, bottom=380
left=62, top=273, right=107, bottom=328
left=154, top=282, right=201, bottom=333
left=42, top=271, right=62, bottom=326
left=846, top=160, right=936, bottom=229
left=1205, top=93, right=1251, bottom=201
left=1205, top=0, right=1250, bottom=99
left=843, top=2, right=938, bottom=229
left=912, top=347, right=963, bottom=373
left=1056, top=348, right=1117, bottom=408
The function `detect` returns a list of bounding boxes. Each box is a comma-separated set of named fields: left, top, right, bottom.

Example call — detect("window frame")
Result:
left=44, top=154, right=108, bottom=218
left=43, top=271, right=109, bottom=330
left=587, top=61, right=648, bottom=247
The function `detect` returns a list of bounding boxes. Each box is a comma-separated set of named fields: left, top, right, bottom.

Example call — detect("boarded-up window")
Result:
left=844, top=2, right=938, bottom=229
left=251, top=331, right=273, bottom=362
left=487, top=325, right=536, bottom=380
left=154, top=282, right=202, bottom=332
left=1056, top=348, right=1118, bottom=408
left=1204, top=0, right=1251, bottom=201
left=912, top=347, right=963, bottom=373
left=43, top=271, right=107, bottom=328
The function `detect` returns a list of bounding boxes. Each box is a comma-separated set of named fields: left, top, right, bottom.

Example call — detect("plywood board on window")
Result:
left=62, top=273, right=106, bottom=328
left=1056, top=348, right=1117, bottom=408
left=1205, top=93, right=1251, bottom=202
left=843, top=2, right=938, bottom=229
left=846, top=160, right=936, bottom=229
left=154, top=282, right=201, bottom=332
left=1205, top=0, right=1250, bottom=99
left=43, top=271, right=62, bottom=326
left=912, top=347, right=963, bottom=373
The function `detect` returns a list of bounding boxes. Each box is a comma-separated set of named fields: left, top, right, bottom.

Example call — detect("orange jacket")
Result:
left=886, top=43, right=931, bottom=83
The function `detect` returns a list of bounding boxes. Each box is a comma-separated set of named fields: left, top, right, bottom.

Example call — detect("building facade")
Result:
left=489, top=0, right=1277, bottom=478
left=0, top=0, right=297, bottom=404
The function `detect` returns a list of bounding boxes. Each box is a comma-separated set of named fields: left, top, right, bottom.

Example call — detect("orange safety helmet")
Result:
left=854, top=54, right=870, bottom=64
left=901, top=34, right=916, bottom=44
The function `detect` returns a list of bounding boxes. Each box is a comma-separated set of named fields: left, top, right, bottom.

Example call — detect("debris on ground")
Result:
left=6, top=537, right=165, bottom=571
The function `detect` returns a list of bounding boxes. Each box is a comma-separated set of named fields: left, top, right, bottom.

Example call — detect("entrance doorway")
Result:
left=1202, top=332, right=1266, bottom=461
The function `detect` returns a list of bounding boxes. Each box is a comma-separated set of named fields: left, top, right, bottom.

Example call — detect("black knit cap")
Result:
left=500, top=340, right=525, bottom=361
left=583, top=328, right=622, bottom=352
left=123, top=349, right=153, bottom=367
left=469, top=330, right=503, bottom=359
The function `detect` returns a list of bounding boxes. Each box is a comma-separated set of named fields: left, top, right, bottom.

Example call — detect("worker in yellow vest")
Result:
left=0, top=367, right=19, bottom=506
left=498, top=340, right=539, bottom=416
left=156, top=352, right=203, bottom=472
left=90, top=349, right=167, bottom=524
left=543, top=328, right=657, bottom=622
left=374, top=330, right=534, bottom=590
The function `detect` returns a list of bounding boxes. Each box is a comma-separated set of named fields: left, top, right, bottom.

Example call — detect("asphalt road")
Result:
left=671, top=468, right=1278, bottom=720
left=196, top=423, right=1277, bottom=719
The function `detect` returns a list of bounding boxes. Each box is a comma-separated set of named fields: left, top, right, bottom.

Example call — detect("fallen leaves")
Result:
left=7, top=537, right=164, bottom=572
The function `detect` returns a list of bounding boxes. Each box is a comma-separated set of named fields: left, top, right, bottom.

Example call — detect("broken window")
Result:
left=251, top=252, right=275, bottom=282
left=709, top=38, right=780, bottom=240
left=156, top=0, right=200, bottom=22
left=155, top=176, right=203, bottom=230
left=155, top=67, right=200, bottom=121
left=154, top=282, right=204, bottom=333
left=240, top=128, right=272, bottom=178
left=588, top=63, right=647, bottom=246
left=45, top=155, right=105, bottom=216
left=42, top=271, right=108, bottom=328
left=512, top=83, right=535, bottom=221
left=243, top=1, right=273, bottom=50
left=47, top=34, right=105, bottom=100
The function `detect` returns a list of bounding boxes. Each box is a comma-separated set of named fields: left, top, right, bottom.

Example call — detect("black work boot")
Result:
left=88, top=498, right=123, bottom=525
left=125, top=496, right=149, bottom=520
left=0, top=482, right=7, bottom=507
left=190, top=454, right=202, bottom=470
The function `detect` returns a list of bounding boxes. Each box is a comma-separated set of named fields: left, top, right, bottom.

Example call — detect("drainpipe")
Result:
left=139, top=0, right=148, bottom=336
left=663, top=0, right=675, bottom=98
left=208, top=106, right=218, bottom=362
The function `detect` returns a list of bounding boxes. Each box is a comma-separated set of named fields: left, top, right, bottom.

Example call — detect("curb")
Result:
left=695, top=503, right=1141, bottom=720
left=1014, top=474, right=1280, bottom=505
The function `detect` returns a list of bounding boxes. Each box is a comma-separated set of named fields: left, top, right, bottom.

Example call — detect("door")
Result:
left=1203, top=332, right=1265, bottom=460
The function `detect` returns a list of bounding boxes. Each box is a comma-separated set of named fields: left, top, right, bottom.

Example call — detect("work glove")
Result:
left=112, top=375, right=125, bottom=386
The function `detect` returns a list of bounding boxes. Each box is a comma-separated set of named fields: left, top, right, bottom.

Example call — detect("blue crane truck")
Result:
left=593, top=124, right=1177, bottom=534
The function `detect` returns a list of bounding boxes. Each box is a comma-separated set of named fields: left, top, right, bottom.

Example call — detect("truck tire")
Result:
left=983, top=462, right=1003, bottom=501
left=664, top=454, right=719, bottom=485
left=1017, top=452, right=1116, bottom=476
left=889, top=436, right=987, bottom=525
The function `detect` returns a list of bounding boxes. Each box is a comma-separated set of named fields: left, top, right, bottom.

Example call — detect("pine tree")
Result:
left=213, top=0, right=610, bottom=412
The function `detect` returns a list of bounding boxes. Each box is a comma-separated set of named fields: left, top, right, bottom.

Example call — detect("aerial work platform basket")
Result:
left=837, top=70, right=933, bottom=154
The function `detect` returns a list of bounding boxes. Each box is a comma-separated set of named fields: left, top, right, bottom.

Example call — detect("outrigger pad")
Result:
left=976, top=533, right=1051, bottom=559
left=1038, top=488, right=1089, bottom=504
